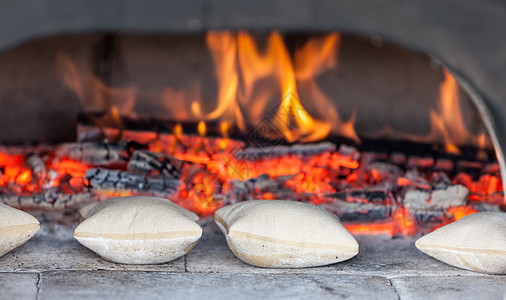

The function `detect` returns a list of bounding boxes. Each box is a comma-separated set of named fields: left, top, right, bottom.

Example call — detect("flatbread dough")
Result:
left=0, top=203, right=40, bottom=257
left=214, top=200, right=359, bottom=268
left=416, top=212, right=506, bottom=274
left=74, top=196, right=202, bottom=264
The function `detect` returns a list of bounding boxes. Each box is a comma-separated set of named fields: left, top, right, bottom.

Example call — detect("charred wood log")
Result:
left=56, top=141, right=141, bottom=165
left=26, top=153, right=46, bottom=182
left=0, top=189, right=95, bottom=211
left=127, top=150, right=185, bottom=178
left=403, top=185, right=470, bottom=222
left=320, top=201, right=395, bottom=222
left=428, top=171, right=453, bottom=190
left=403, top=185, right=469, bottom=212
left=85, top=168, right=181, bottom=196
left=233, top=142, right=337, bottom=161
left=225, top=174, right=298, bottom=203
left=326, top=188, right=392, bottom=205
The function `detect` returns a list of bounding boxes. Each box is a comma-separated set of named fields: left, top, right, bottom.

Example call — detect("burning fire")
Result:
left=0, top=32, right=502, bottom=236
left=61, top=32, right=361, bottom=144
left=429, top=69, right=489, bottom=154
left=59, top=32, right=490, bottom=153
left=371, top=69, right=492, bottom=153
left=1, top=118, right=503, bottom=237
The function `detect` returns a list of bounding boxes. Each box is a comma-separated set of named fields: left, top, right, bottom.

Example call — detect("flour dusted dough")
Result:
left=0, top=203, right=40, bottom=257
left=74, top=196, right=202, bottom=264
left=214, top=200, right=359, bottom=268
left=415, top=212, right=506, bottom=274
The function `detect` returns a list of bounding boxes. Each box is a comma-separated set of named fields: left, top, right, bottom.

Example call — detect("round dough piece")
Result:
left=0, top=203, right=40, bottom=257
left=415, top=212, right=506, bottom=274
left=74, top=196, right=202, bottom=264
left=214, top=200, right=359, bottom=268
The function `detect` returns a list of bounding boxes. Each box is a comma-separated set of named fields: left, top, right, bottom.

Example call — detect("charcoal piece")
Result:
left=0, top=190, right=95, bottom=211
left=84, top=168, right=99, bottom=178
left=429, top=171, right=452, bottom=190
left=471, top=202, right=503, bottom=212
left=224, top=174, right=298, bottom=203
left=26, top=153, right=46, bottom=181
left=337, top=144, right=360, bottom=161
left=390, top=152, right=407, bottom=166
left=330, top=188, right=391, bottom=205
left=403, top=190, right=430, bottom=211
left=85, top=168, right=181, bottom=196
left=411, top=210, right=446, bottom=223
left=233, top=145, right=290, bottom=161
left=361, top=152, right=388, bottom=163
left=56, top=141, right=135, bottom=165
left=127, top=150, right=184, bottom=178
left=483, top=163, right=500, bottom=175
left=364, top=189, right=390, bottom=203
left=431, top=185, right=469, bottom=208
left=147, top=177, right=164, bottom=191
left=291, top=142, right=337, bottom=156
left=400, top=169, right=431, bottom=190
left=320, top=201, right=393, bottom=222
left=327, top=192, right=346, bottom=201
left=434, top=159, right=454, bottom=173
left=227, top=179, right=248, bottom=203
left=403, top=185, right=469, bottom=213
left=253, top=176, right=278, bottom=193
left=406, top=156, right=435, bottom=170
left=367, top=162, right=402, bottom=182
left=455, top=160, right=485, bottom=179
left=233, top=142, right=336, bottom=161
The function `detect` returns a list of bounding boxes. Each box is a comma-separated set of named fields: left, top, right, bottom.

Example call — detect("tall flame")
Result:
left=269, top=32, right=331, bottom=143
left=192, top=32, right=246, bottom=131
left=191, top=32, right=350, bottom=143
left=429, top=69, right=489, bottom=154
left=294, top=33, right=359, bottom=142
left=371, top=69, right=491, bottom=153
left=58, top=33, right=488, bottom=150
left=429, top=69, right=467, bottom=153
left=236, top=32, right=350, bottom=142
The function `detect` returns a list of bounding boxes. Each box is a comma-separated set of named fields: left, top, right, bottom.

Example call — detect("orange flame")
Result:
left=58, top=33, right=360, bottom=144
left=368, top=69, right=491, bottom=153
left=191, top=32, right=352, bottom=143
left=429, top=69, right=467, bottom=154
left=237, top=32, right=333, bottom=142
left=192, top=32, right=246, bottom=131
left=58, top=53, right=137, bottom=117
left=295, top=33, right=359, bottom=142
left=198, top=121, right=206, bottom=137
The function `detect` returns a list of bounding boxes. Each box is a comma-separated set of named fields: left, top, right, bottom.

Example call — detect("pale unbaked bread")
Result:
left=214, top=200, right=359, bottom=268
left=0, top=203, right=40, bottom=257
left=415, top=212, right=506, bottom=274
left=74, top=196, right=202, bottom=264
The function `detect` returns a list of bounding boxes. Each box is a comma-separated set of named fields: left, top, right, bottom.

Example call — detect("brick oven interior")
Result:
left=1, top=1, right=506, bottom=299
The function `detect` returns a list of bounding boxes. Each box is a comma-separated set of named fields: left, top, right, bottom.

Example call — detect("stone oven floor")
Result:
left=1, top=222, right=505, bottom=300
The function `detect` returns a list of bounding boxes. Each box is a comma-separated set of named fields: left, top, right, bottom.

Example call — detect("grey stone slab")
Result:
left=38, top=270, right=397, bottom=300
left=390, top=275, right=506, bottom=300
left=333, top=234, right=484, bottom=277
left=0, top=223, right=184, bottom=273
left=186, top=223, right=486, bottom=277
left=0, top=272, right=38, bottom=300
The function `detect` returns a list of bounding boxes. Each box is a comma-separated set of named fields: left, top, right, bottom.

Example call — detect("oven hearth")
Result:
left=1, top=1, right=506, bottom=298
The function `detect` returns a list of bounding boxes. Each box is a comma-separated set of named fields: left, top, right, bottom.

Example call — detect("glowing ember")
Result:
left=0, top=124, right=503, bottom=237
